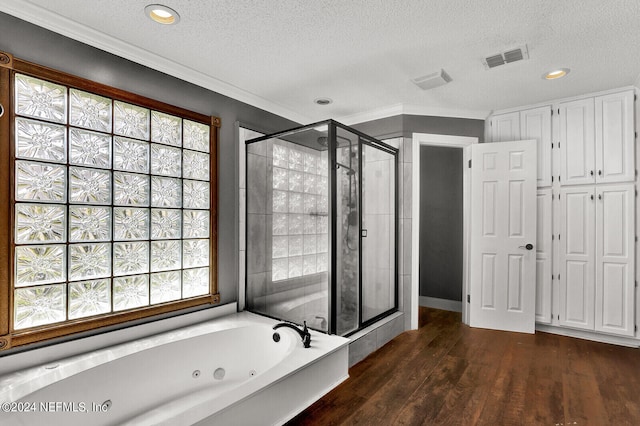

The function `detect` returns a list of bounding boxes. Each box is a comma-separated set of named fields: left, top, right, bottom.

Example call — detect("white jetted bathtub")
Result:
left=0, top=311, right=350, bottom=426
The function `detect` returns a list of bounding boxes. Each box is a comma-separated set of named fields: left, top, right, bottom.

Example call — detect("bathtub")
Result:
left=0, top=311, right=350, bottom=426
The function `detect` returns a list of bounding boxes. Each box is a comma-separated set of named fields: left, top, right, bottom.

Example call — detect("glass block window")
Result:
left=11, top=73, right=213, bottom=331
left=271, top=142, right=329, bottom=281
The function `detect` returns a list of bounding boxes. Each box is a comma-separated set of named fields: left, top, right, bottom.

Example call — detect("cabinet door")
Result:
left=521, top=107, right=552, bottom=187
left=595, top=184, right=635, bottom=336
left=595, top=91, right=635, bottom=184
left=559, top=186, right=595, bottom=330
left=535, top=189, right=552, bottom=323
left=560, top=98, right=595, bottom=185
left=490, top=112, right=520, bottom=142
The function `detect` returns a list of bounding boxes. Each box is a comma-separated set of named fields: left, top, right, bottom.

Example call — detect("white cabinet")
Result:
left=521, top=107, right=552, bottom=187
left=559, top=184, right=635, bottom=336
left=595, top=92, right=635, bottom=184
left=489, top=111, right=520, bottom=142
left=559, top=186, right=595, bottom=330
left=535, top=189, right=552, bottom=323
left=560, top=91, right=634, bottom=186
left=488, top=87, right=637, bottom=343
left=595, top=184, right=635, bottom=336
left=489, top=106, right=552, bottom=187
left=559, top=98, right=596, bottom=185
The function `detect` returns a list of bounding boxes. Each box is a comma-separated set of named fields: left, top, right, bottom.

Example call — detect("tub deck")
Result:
left=0, top=311, right=349, bottom=426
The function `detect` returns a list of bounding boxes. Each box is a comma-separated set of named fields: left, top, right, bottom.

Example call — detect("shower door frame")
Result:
left=347, top=125, right=399, bottom=335
left=244, top=120, right=399, bottom=337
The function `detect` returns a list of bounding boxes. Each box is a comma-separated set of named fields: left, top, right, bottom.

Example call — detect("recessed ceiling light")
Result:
left=145, top=4, right=180, bottom=25
left=543, top=68, right=570, bottom=80
left=314, top=98, right=333, bottom=106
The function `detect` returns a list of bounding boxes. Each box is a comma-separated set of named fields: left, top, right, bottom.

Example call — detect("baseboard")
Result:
left=419, top=296, right=462, bottom=313
left=536, top=323, right=640, bottom=348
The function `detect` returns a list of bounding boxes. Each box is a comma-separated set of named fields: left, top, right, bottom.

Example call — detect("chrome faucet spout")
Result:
left=273, top=321, right=311, bottom=348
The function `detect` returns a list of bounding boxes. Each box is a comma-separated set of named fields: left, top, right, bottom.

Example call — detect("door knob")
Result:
left=518, top=243, right=534, bottom=250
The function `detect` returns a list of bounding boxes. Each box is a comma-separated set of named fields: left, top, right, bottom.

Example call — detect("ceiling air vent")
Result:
left=411, top=69, right=452, bottom=91
left=482, top=45, right=529, bottom=69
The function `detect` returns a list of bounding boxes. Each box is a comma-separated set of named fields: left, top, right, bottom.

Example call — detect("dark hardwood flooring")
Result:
left=287, top=307, right=640, bottom=425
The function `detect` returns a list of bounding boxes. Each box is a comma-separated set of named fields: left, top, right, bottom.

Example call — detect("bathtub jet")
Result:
left=273, top=321, right=311, bottom=348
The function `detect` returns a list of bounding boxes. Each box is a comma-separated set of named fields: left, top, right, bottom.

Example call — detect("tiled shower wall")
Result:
left=238, top=127, right=262, bottom=310
left=397, top=137, right=413, bottom=332
left=368, top=136, right=413, bottom=331
left=245, top=139, right=269, bottom=310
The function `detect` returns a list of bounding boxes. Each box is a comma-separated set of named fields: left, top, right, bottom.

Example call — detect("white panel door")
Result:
left=559, top=186, right=595, bottom=330
left=595, top=184, right=635, bottom=336
left=470, top=140, right=537, bottom=333
left=595, top=91, right=635, bottom=184
left=535, top=188, right=553, bottom=324
left=560, top=98, right=595, bottom=185
left=490, top=112, right=521, bottom=142
left=521, top=107, right=552, bottom=187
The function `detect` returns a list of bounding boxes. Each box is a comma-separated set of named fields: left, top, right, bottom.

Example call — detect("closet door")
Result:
left=595, top=184, right=635, bottom=336
left=560, top=98, right=595, bottom=185
left=595, top=91, right=635, bottom=184
left=559, top=186, right=595, bottom=330
left=535, top=189, right=552, bottom=323
left=521, top=107, right=552, bottom=187
left=489, top=112, right=520, bottom=142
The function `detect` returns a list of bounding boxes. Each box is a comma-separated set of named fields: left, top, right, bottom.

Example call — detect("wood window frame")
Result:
left=0, top=51, right=220, bottom=351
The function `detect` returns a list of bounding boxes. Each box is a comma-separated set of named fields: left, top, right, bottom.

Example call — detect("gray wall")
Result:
left=351, top=114, right=484, bottom=142
left=403, top=115, right=485, bottom=143
left=419, top=146, right=463, bottom=301
left=0, top=12, right=299, bottom=308
left=350, top=115, right=404, bottom=140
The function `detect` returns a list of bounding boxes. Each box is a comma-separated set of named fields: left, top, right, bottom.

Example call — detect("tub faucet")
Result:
left=273, top=321, right=311, bottom=348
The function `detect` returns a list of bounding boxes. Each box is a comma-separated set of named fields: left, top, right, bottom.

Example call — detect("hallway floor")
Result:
left=287, top=307, right=640, bottom=425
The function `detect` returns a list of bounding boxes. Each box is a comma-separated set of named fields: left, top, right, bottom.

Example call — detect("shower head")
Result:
left=317, top=136, right=329, bottom=147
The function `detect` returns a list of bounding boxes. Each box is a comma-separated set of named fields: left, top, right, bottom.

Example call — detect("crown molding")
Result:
left=403, top=104, right=490, bottom=120
left=0, top=1, right=312, bottom=124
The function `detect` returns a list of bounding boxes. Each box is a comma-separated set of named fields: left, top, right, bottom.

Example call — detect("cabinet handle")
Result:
left=590, top=194, right=594, bottom=200
left=598, top=194, right=602, bottom=200
left=598, top=170, right=602, bottom=176
left=590, top=170, right=594, bottom=176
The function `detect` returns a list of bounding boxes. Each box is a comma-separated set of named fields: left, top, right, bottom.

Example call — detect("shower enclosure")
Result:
left=245, top=120, right=397, bottom=336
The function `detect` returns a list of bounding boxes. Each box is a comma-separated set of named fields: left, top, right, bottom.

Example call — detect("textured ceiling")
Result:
left=2, top=0, right=640, bottom=124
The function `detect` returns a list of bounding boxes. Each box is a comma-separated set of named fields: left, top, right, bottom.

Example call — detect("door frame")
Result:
left=411, top=133, right=478, bottom=328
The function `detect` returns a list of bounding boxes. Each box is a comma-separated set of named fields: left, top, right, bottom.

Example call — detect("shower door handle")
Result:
left=361, top=229, right=367, bottom=237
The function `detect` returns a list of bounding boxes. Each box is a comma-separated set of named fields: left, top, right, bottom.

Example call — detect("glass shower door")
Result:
left=361, top=143, right=396, bottom=322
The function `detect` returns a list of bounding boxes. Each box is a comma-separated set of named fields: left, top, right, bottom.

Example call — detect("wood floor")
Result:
left=286, top=307, right=640, bottom=426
